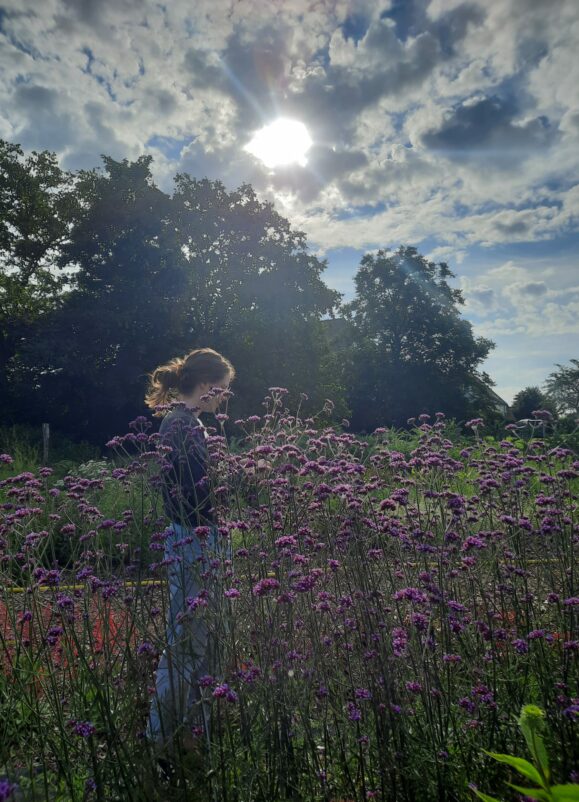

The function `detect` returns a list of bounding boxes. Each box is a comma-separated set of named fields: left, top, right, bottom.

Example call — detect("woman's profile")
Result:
left=143, top=347, right=235, bottom=767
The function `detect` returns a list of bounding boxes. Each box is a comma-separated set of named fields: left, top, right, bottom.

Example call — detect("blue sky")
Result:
left=1, top=0, right=578, bottom=403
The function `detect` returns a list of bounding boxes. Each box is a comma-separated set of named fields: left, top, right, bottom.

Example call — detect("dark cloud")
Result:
left=56, top=0, right=145, bottom=29
left=493, top=217, right=530, bottom=236
left=383, top=0, right=484, bottom=49
left=264, top=145, right=369, bottom=203
left=469, top=287, right=495, bottom=307
left=176, top=140, right=251, bottom=187
left=518, top=281, right=547, bottom=296
left=12, top=84, right=77, bottom=151
left=61, top=101, right=129, bottom=170
left=183, top=25, right=291, bottom=128
left=151, top=88, right=178, bottom=116
left=433, top=3, right=486, bottom=56
left=421, top=95, right=559, bottom=166
left=338, top=147, right=437, bottom=202
left=182, top=5, right=482, bottom=150
left=288, top=25, right=442, bottom=141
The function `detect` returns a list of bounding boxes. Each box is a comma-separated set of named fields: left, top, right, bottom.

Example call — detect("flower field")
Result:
left=0, top=391, right=577, bottom=801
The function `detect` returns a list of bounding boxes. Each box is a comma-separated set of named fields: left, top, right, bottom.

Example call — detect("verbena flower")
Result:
left=0, top=779, right=16, bottom=801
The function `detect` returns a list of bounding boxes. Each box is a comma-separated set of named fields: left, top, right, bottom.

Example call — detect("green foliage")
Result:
left=511, top=386, right=557, bottom=421
left=544, top=359, right=579, bottom=417
left=0, top=424, right=101, bottom=477
left=0, top=140, right=79, bottom=424
left=342, top=246, right=495, bottom=430
left=169, top=174, right=346, bottom=421
left=3, top=147, right=347, bottom=444
left=7, top=155, right=192, bottom=444
left=1, top=409, right=578, bottom=801
left=470, top=706, right=579, bottom=802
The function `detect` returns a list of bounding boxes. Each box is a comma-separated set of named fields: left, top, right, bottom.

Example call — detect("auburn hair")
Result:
left=145, top=348, right=235, bottom=416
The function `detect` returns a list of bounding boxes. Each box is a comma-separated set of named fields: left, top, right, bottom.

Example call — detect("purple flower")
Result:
left=462, top=536, right=486, bottom=551
left=411, top=613, right=429, bottom=631
left=528, top=630, right=546, bottom=640
left=224, top=588, right=241, bottom=598
left=56, top=594, right=74, bottom=609
left=405, top=681, right=422, bottom=694
left=347, top=702, right=362, bottom=721
left=393, top=587, right=428, bottom=604
left=71, top=720, right=96, bottom=738
left=0, top=779, right=16, bottom=800
left=564, top=597, right=579, bottom=606
left=443, top=654, right=462, bottom=663
left=459, top=697, right=476, bottom=714
left=46, top=626, right=64, bottom=646
left=60, top=524, right=76, bottom=535
left=531, top=409, right=553, bottom=420
left=512, top=639, right=529, bottom=654
left=275, top=535, right=297, bottom=548
left=392, top=627, right=408, bottom=657
left=186, top=590, right=209, bottom=611
left=253, top=578, right=280, bottom=596
left=380, top=498, right=397, bottom=511
left=137, top=641, right=156, bottom=656
left=355, top=688, right=372, bottom=700
left=212, top=683, right=238, bottom=702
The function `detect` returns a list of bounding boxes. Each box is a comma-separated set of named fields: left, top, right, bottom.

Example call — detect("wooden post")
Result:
left=42, top=423, right=50, bottom=465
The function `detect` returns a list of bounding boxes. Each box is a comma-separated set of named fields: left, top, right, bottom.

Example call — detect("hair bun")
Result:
left=158, top=366, right=179, bottom=389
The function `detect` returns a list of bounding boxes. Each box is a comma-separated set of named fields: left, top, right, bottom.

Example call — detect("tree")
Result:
left=169, top=175, right=346, bottom=422
left=544, top=359, right=579, bottom=417
left=10, top=151, right=347, bottom=445
left=10, top=155, right=193, bottom=442
left=511, top=386, right=557, bottom=421
left=341, top=246, right=495, bottom=430
left=0, top=140, right=78, bottom=422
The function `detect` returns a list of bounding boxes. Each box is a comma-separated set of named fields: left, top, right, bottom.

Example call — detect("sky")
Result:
left=1, top=0, right=578, bottom=404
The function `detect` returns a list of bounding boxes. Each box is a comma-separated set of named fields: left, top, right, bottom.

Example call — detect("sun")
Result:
left=244, top=118, right=313, bottom=168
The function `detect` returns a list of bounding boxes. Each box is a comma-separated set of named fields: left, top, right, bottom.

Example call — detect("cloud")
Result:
left=458, top=258, right=579, bottom=337
left=0, top=0, right=577, bottom=281
left=469, top=286, right=496, bottom=309
left=420, top=95, right=559, bottom=167
left=1, top=0, right=578, bottom=408
left=517, top=281, right=547, bottom=297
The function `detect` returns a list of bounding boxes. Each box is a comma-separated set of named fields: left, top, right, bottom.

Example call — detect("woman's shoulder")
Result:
left=159, top=407, right=206, bottom=443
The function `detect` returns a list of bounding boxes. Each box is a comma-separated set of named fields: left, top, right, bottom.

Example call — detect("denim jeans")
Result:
left=146, top=521, right=231, bottom=750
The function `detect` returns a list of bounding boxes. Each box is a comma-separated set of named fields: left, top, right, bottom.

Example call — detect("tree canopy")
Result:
left=341, top=247, right=495, bottom=430
left=511, top=386, right=557, bottom=421
left=4, top=149, right=346, bottom=444
left=544, top=359, right=579, bottom=417
left=0, top=141, right=78, bottom=419
left=1, top=140, right=502, bottom=447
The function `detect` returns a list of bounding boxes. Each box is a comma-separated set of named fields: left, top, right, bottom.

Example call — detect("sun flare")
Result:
left=244, top=118, right=313, bottom=168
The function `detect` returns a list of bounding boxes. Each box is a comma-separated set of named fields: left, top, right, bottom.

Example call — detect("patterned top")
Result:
left=158, top=404, right=214, bottom=528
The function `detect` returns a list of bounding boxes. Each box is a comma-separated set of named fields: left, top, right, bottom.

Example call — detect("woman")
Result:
left=143, top=347, right=235, bottom=760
